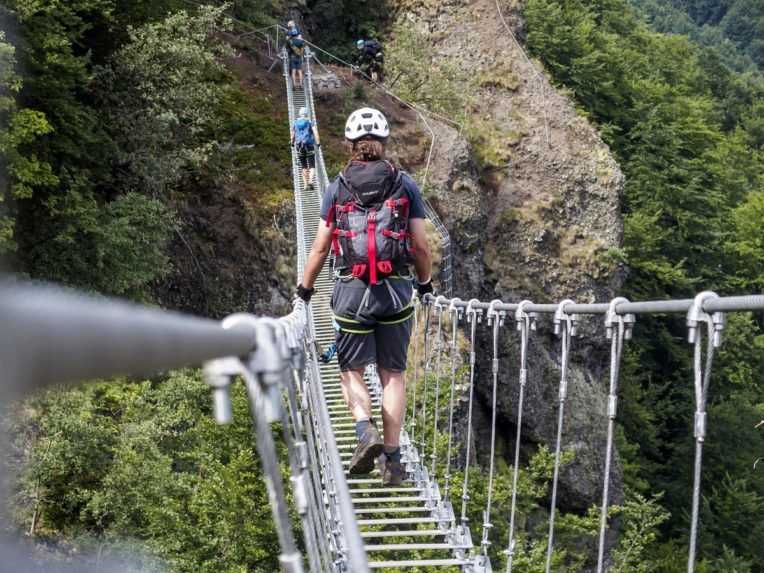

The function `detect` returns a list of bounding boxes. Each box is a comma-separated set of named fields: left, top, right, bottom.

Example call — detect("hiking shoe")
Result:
left=382, top=459, right=405, bottom=487
left=348, top=424, right=384, bottom=475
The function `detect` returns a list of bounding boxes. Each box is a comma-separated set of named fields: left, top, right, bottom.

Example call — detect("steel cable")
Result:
left=430, top=299, right=447, bottom=477
left=481, top=301, right=506, bottom=555
left=419, top=302, right=434, bottom=460
left=460, top=300, right=483, bottom=529
left=687, top=292, right=723, bottom=573
left=596, top=298, right=634, bottom=572
left=545, top=300, right=578, bottom=572
left=443, top=299, right=463, bottom=502
left=505, top=301, right=534, bottom=572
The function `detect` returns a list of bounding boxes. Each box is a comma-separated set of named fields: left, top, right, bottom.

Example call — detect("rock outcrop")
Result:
left=390, top=0, right=626, bottom=514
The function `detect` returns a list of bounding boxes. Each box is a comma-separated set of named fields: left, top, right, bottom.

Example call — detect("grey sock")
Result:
left=355, top=419, right=371, bottom=440
left=384, top=446, right=401, bottom=463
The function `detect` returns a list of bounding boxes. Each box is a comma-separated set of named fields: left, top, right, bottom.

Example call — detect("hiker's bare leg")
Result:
left=341, top=369, right=372, bottom=421
left=302, top=168, right=310, bottom=186
left=378, top=367, right=405, bottom=448
left=309, top=167, right=316, bottom=185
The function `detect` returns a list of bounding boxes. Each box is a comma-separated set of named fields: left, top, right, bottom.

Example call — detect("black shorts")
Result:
left=331, top=276, right=414, bottom=372
left=298, top=145, right=316, bottom=169
left=290, top=56, right=303, bottom=71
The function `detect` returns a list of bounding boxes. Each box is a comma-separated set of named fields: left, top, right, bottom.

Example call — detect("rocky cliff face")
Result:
left=389, top=0, right=626, bottom=515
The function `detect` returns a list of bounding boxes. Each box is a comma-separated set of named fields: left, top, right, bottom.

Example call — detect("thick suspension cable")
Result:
left=431, top=297, right=448, bottom=477
left=687, top=292, right=724, bottom=573
left=406, top=304, right=421, bottom=434
left=460, top=300, right=483, bottom=529
left=596, top=298, right=634, bottom=572
left=545, top=300, right=578, bottom=573
left=481, top=301, right=506, bottom=555
left=505, top=300, right=535, bottom=573
left=419, top=302, right=434, bottom=460
left=443, top=298, right=463, bottom=502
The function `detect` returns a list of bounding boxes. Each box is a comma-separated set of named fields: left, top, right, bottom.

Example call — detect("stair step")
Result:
left=361, top=529, right=445, bottom=539
left=368, top=558, right=468, bottom=569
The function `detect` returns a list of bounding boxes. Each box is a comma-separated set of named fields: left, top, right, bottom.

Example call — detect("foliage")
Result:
left=12, top=371, right=283, bottom=572
left=96, top=4, right=233, bottom=199
left=629, top=0, right=759, bottom=72
left=0, top=29, right=56, bottom=254
left=523, top=0, right=764, bottom=567
left=2, top=2, right=240, bottom=298
left=385, top=21, right=474, bottom=119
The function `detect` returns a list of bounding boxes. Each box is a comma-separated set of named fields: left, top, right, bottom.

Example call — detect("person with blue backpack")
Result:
left=284, top=30, right=306, bottom=87
left=295, top=107, right=434, bottom=486
left=291, top=107, right=320, bottom=189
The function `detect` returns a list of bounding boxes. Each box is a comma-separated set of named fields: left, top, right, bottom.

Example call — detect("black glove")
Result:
left=296, top=284, right=315, bottom=303
left=416, top=278, right=434, bottom=299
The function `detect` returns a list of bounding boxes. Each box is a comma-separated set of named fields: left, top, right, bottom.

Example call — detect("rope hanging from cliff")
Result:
left=545, top=300, right=578, bottom=573
left=505, top=300, right=535, bottom=573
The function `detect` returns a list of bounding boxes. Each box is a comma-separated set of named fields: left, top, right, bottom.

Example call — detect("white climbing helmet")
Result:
left=298, top=106, right=308, bottom=118
left=344, top=107, right=390, bottom=141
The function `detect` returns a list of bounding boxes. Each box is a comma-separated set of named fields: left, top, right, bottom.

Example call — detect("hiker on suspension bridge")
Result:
left=284, top=29, right=306, bottom=88
left=286, top=19, right=300, bottom=37
left=355, top=38, right=384, bottom=83
left=291, top=106, right=320, bottom=190
left=296, top=107, right=434, bottom=486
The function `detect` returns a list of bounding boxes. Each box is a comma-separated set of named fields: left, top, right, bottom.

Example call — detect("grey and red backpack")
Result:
left=325, top=160, right=414, bottom=284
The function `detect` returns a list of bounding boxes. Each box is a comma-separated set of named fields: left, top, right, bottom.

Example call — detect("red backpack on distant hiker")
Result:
left=326, top=160, right=414, bottom=284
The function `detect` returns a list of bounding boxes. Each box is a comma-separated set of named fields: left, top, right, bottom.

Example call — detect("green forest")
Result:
left=1, top=0, right=762, bottom=571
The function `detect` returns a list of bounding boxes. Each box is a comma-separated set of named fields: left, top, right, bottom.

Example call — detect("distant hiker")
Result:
left=286, top=20, right=300, bottom=37
left=291, top=106, right=320, bottom=190
left=285, top=30, right=306, bottom=88
left=355, top=39, right=384, bottom=82
left=296, top=107, right=434, bottom=487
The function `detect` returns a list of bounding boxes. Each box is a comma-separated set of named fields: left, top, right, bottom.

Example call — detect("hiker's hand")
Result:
left=416, top=278, right=434, bottom=299
left=296, top=284, right=315, bottom=303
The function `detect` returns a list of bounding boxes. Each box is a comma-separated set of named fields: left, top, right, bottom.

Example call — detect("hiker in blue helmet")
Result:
left=284, top=31, right=306, bottom=87
left=287, top=20, right=300, bottom=37
left=296, top=108, right=434, bottom=487
left=291, top=106, right=320, bottom=190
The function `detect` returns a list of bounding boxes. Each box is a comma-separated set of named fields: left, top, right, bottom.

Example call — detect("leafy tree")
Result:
left=523, top=0, right=764, bottom=566
left=13, top=372, right=283, bottom=572
left=0, top=29, right=56, bottom=254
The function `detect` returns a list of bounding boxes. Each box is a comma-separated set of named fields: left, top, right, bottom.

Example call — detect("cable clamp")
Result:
left=448, top=297, right=464, bottom=321
left=554, top=299, right=578, bottom=337
left=434, top=294, right=449, bottom=316
left=694, top=411, right=707, bottom=441
left=487, top=299, right=506, bottom=326
left=467, top=298, right=483, bottom=324
left=605, top=296, right=635, bottom=340
left=608, top=395, right=618, bottom=419
left=687, top=291, right=723, bottom=347
left=202, top=356, right=242, bottom=425
left=515, top=299, right=538, bottom=332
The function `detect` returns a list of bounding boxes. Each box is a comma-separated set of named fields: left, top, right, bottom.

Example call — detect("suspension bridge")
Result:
left=1, top=27, right=763, bottom=573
